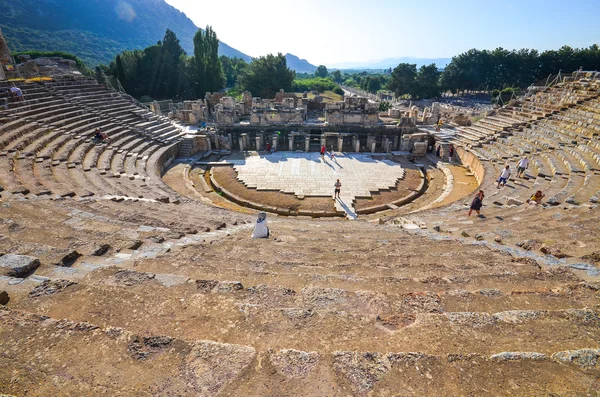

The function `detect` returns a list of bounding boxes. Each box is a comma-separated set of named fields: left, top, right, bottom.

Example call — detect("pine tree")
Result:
left=192, top=26, right=224, bottom=98
left=116, top=54, right=128, bottom=92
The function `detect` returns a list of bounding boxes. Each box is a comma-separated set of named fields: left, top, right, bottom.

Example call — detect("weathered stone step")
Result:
left=5, top=275, right=600, bottom=355
left=1, top=307, right=599, bottom=396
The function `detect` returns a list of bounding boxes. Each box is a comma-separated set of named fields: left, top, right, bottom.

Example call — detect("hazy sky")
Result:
left=165, top=0, right=599, bottom=66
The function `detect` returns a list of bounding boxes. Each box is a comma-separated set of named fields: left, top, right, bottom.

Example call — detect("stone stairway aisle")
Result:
left=334, top=195, right=358, bottom=219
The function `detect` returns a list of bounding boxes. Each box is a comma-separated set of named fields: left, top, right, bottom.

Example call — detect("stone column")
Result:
left=241, top=133, right=249, bottom=149
left=371, top=142, right=376, bottom=153
left=272, top=135, right=278, bottom=151
left=213, top=134, right=220, bottom=150
left=355, top=138, right=361, bottom=153
left=383, top=138, right=390, bottom=153
left=337, top=136, right=343, bottom=152
left=256, top=136, right=261, bottom=151
left=289, top=135, right=294, bottom=151
left=305, top=136, right=310, bottom=152
left=203, top=136, right=212, bottom=152
left=321, top=136, right=326, bottom=147
left=238, top=137, right=245, bottom=151
left=227, top=133, right=233, bottom=150
left=393, top=135, right=399, bottom=151
left=401, top=135, right=411, bottom=151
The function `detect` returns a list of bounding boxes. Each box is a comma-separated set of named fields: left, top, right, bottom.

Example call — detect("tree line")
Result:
left=387, top=45, right=600, bottom=99
left=104, top=28, right=224, bottom=101
left=102, top=32, right=600, bottom=102
left=103, top=28, right=300, bottom=101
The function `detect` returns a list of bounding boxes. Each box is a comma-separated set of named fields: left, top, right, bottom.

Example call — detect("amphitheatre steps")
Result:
left=1, top=308, right=598, bottom=396
left=3, top=270, right=600, bottom=356
left=3, top=76, right=600, bottom=393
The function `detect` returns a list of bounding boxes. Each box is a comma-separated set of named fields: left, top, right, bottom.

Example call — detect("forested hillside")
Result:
left=0, top=0, right=250, bottom=66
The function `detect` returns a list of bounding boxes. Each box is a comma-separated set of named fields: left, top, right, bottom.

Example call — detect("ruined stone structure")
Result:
left=0, top=28, right=17, bottom=80
left=325, top=96, right=379, bottom=126
left=204, top=92, right=226, bottom=115
left=16, top=56, right=78, bottom=78
left=214, top=96, right=238, bottom=126
left=249, top=96, right=306, bottom=126
left=173, top=100, right=207, bottom=125
left=274, top=89, right=300, bottom=107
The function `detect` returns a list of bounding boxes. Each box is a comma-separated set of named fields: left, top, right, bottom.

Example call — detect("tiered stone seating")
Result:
left=0, top=78, right=187, bottom=200
left=2, top=75, right=600, bottom=394
left=2, top=197, right=600, bottom=394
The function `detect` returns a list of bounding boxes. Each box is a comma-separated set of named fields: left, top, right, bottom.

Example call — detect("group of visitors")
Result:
left=470, top=155, right=545, bottom=217
left=497, top=156, right=530, bottom=188
left=435, top=145, right=454, bottom=163
left=320, top=145, right=337, bottom=161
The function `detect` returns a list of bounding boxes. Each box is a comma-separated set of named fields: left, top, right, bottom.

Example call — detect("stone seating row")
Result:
left=0, top=80, right=183, bottom=201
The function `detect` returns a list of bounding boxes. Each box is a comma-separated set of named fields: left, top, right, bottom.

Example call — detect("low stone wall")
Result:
left=209, top=168, right=342, bottom=218
left=153, top=142, right=181, bottom=177
left=456, top=146, right=486, bottom=185
left=356, top=168, right=427, bottom=215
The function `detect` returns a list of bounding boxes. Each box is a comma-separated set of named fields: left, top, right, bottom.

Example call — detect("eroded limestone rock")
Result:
left=186, top=340, right=256, bottom=396
left=0, top=254, right=40, bottom=278
left=269, top=349, right=319, bottom=378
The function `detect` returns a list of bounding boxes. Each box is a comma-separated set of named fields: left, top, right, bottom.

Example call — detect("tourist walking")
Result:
left=334, top=179, right=341, bottom=199
left=517, top=156, right=529, bottom=178
left=468, top=190, right=485, bottom=217
left=497, top=165, right=511, bottom=188
left=266, top=143, right=271, bottom=153
left=320, top=144, right=326, bottom=159
left=436, top=145, right=441, bottom=157
left=448, top=146, right=454, bottom=163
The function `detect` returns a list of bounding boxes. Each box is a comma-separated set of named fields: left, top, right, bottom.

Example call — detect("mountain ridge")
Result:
left=329, top=57, right=452, bottom=70
left=285, top=53, right=318, bottom=73
left=0, top=0, right=251, bottom=66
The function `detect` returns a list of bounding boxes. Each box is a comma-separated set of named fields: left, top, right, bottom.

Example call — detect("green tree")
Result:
left=411, top=64, right=441, bottom=99
left=387, top=63, right=417, bottom=97
left=192, top=26, right=224, bottom=97
left=221, top=56, right=248, bottom=87
left=315, top=65, right=328, bottom=78
left=115, top=54, right=128, bottom=91
left=239, top=53, right=295, bottom=98
left=332, top=70, right=342, bottom=83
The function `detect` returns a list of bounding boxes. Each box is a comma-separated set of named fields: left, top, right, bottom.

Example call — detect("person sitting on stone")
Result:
left=528, top=190, right=545, bottom=205
left=251, top=212, right=269, bottom=239
left=94, top=129, right=103, bottom=141
left=94, top=128, right=109, bottom=143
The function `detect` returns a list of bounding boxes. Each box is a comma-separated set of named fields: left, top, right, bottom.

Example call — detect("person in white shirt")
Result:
left=497, top=165, right=511, bottom=188
left=517, top=156, right=529, bottom=178
left=334, top=179, right=341, bottom=199
left=9, top=85, right=24, bottom=102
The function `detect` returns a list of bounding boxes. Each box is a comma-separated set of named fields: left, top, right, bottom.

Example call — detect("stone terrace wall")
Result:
left=456, top=146, right=485, bottom=185
left=154, top=142, right=182, bottom=177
